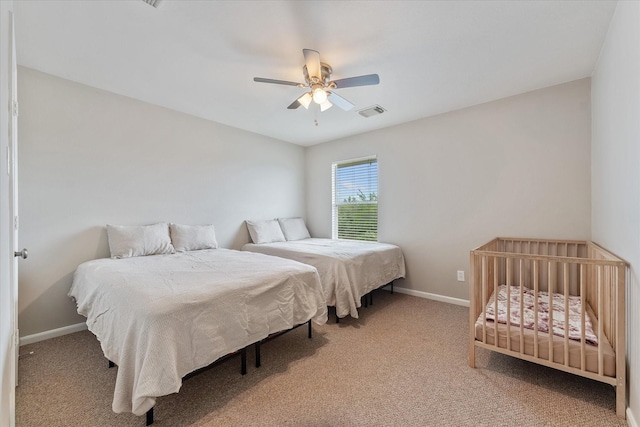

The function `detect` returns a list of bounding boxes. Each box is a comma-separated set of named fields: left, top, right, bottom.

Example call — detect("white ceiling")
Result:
left=14, top=0, right=616, bottom=146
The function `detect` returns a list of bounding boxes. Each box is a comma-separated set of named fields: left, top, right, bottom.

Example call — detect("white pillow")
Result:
left=277, top=217, right=310, bottom=241
left=246, top=219, right=286, bottom=244
left=106, top=223, right=175, bottom=259
left=170, top=224, right=218, bottom=252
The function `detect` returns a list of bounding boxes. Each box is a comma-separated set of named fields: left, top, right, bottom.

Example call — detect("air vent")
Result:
left=358, top=105, right=386, bottom=118
left=142, top=0, right=162, bottom=8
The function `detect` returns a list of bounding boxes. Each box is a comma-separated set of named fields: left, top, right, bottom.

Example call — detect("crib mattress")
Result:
left=474, top=304, right=615, bottom=377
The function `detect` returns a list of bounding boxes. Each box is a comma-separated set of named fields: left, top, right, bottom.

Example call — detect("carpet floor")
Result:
left=16, top=291, right=625, bottom=426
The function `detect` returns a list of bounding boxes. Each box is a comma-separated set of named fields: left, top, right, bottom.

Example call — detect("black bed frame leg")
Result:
left=255, top=342, right=261, bottom=368
left=308, top=320, right=312, bottom=339
left=145, top=407, right=154, bottom=426
left=391, top=280, right=394, bottom=294
left=369, top=292, right=373, bottom=306
left=108, top=360, right=114, bottom=368
left=241, top=347, right=247, bottom=375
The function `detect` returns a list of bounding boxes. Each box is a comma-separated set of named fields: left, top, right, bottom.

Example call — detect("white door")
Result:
left=0, top=4, right=19, bottom=426
left=9, top=7, right=24, bottom=412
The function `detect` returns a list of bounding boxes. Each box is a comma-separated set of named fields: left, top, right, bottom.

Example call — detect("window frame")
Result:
left=331, top=155, right=378, bottom=242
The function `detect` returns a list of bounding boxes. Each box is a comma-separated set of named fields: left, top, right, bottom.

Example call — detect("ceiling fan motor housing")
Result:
left=303, top=62, right=333, bottom=86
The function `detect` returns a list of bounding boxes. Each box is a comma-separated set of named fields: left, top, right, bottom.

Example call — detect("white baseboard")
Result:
left=393, top=286, right=470, bottom=307
left=627, top=407, right=636, bottom=427
left=20, top=322, right=87, bottom=346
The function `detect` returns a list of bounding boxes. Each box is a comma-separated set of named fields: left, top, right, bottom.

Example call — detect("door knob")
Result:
left=14, top=249, right=28, bottom=259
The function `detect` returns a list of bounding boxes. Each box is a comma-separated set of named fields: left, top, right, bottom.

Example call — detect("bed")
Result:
left=69, top=223, right=327, bottom=424
left=469, top=237, right=627, bottom=418
left=241, top=219, right=405, bottom=319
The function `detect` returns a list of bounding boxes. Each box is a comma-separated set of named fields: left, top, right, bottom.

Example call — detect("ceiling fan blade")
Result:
left=303, top=49, right=321, bottom=80
left=287, top=99, right=301, bottom=109
left=330, top=74, right=380, bottom=89
left=254, top=77, right=304, bottom=87
left=327, top=91, right=355, bottom=111
left=288, top=92, right=312, bottom=110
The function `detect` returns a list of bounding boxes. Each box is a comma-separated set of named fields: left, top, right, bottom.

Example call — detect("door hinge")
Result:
left=11, top=100, right=18, bottom=117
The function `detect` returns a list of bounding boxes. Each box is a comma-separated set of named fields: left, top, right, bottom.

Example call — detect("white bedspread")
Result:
left=241, top=238, right=405, bottom=319
left=68, top=249, right=327, bottom=416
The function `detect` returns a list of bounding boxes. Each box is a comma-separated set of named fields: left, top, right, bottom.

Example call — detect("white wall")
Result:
left=0, top=2, right=15, bottom=426
left=306, top=79, right=592, bottom=301
left=591, top=0, right=640, bottom=421
left=17, top=67, right=307, bottom=337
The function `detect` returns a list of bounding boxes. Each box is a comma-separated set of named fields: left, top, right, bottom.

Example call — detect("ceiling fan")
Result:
left=254, top=49, right=380, bottom=112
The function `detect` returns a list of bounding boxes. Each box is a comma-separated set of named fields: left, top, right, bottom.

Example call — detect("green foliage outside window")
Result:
left=337, top=191, right=377, bottom=241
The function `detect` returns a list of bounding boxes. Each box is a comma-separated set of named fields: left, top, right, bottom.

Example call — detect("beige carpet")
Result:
left=17, top=292, right=625, bottom=426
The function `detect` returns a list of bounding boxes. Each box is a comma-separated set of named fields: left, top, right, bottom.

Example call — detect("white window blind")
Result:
left=332, top=156, right=378, bottom=241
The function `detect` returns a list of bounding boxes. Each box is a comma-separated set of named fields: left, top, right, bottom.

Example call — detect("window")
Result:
left=332, top=156, right=378, bottom=241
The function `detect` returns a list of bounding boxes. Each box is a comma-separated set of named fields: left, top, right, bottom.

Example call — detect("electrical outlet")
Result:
left=457, top=270, right=465, bottom=282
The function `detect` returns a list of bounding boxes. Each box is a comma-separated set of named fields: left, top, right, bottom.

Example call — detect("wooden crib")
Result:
left=469, top=237, right=627, bottom=418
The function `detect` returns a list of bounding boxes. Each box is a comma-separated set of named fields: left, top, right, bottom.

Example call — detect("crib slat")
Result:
left=616, top=264, right=627, bottom=417
left=493, top=257, right=498, bottom=348
left=533, top=260, right=539, bottom=358
left=607, top=267, right=612, bottom=350
left=519, top=259, right=524, bottom=355
left=609, top=266, right=615, bottom=350
left=612, top=267, right=616, bottom=349
left=598, top=265, right=604, bottom=376
left=548, top=261, right=553, bottom=363
left=580, top=264, right=586, bottom=371
left=482, top=256, right=487, bottom=344
left=506, top=257, right=512, bottom=351
left=563, top=263, right=569, bottom=367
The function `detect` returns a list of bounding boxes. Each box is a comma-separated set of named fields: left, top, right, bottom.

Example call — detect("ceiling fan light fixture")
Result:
left=312, top=86, right=328, bottom=104
left=297, top=92, right=313, bottom=109
left=320, top=100, right=333, bottom=112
